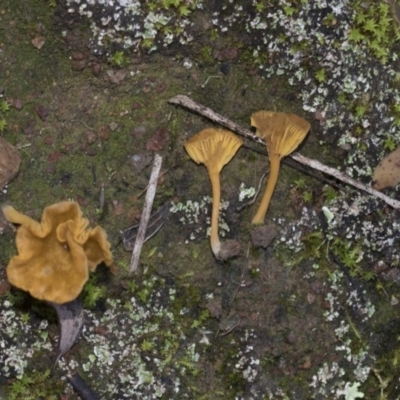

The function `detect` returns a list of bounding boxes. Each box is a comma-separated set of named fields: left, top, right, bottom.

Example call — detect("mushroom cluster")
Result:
left=3, top=201, right=113, bottom=304
left=184, top=111, right=310, bottom=257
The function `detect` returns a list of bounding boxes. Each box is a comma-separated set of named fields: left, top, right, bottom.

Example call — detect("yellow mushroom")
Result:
left=184, top=128, right=243, bottom=257
left=2, top=201, right=113, bottom=304
left=251, top=111, right=310, bottom=225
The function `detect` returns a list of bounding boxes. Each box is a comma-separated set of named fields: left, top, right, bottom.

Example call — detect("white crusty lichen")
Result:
left=336, top=381, right=364, bottom=399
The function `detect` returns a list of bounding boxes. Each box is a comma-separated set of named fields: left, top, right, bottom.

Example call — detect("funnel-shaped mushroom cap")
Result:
left=184, top=128, right=243, bottom=174
left=251, top=111, right=310, bottom=158
left=3, top=202, right=113, bottom=304
left=184, top=128, right=243, bottom=258
left=251, top=111, right=310, bottom=225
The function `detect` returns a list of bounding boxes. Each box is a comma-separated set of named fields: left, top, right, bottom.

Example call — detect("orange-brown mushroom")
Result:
left=251, top=111, right=310, bottom=224
left=2, top=201, right=113, bottom=304
left=184, top=128, right=243, bottom=257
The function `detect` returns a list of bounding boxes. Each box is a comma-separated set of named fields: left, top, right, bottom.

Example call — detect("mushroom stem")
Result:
left=252, top=154, right=281, bottom=225
left=209, top=169, right=221, bottom=256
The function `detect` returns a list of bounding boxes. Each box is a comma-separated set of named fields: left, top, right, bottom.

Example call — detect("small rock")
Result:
left=34, top=103, right=49, bottom=121
left=382, top=268, right=400, bottom=285
left=109, top=121, right=118, bottom=132
left=205, top=296, right=223, bottom=318
left=86, top=129, right=97, bottom=144
left=111, top=200, right=124, bottom=216
left=307, top=293, right=316, bottom=304
left=47, top=151, right=62, bottom=163
left=72, top=52, right=84, bottom=61
left=31, top=36, right=45, bottom=49
left=85, top=148, right=97, bottom=156
left=146, top=126, right=171, bottom=151
left=298, top=357, right=312, bottom=370
left=71, top=60, right=86, bottom=71
left=128, top=153, right=153, bottom=172
left=93, top=326, right=108, bottom=336
left=285, top=331, right=297, bottom=344
left=0, top=281, right=11, bottom=296
left=217, top=239, right=241, bottom=260
left=373, top=260, right=390, bottom=274
left=132, top=102, right=143, bottom=110
left=250, top=223, right=278, bottom=248
left=98, top=124, right=111, bottom=141
left=0, top=136, right=21, bottom=190
left=216, top=47, right=238, bottom=61
left=92, top=63, right=101, bottom=76
left=131, top=125, right=146, bottom=138
left=7, top=98, right=22, bottom=110
left=310, top=280, right=323, bottom=294
left=23, top=119, right=36, bottom=135
left=107, top=69, right=127, bottom=84
left=0, top=209, right=12, bottom=234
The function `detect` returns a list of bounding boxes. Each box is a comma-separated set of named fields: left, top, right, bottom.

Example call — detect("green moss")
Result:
left=7, top=368, right=63, bottom=400
left=348, top=0, right=400, bottom=63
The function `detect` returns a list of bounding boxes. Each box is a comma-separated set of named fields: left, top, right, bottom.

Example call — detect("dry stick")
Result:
left=129, top=154, right=163, bottom=274
left=169, top=95, right=400, bottom=211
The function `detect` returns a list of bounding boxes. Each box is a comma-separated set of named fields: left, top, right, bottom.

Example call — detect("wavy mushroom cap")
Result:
left=3, top=201, right=113, bottom=304
left=251, top=111, right=310, bottom=158
left=184, top=128, right=243, bottom=173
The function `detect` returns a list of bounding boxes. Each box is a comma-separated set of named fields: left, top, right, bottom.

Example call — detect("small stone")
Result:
left=127, top=153, right=153, bottom=172
left=31, top=36, right=45, bottom=49
left=111, top=200, right=124, bottom=216
left=92, top=63, right=101, bottom=76
left=131, top=125, right=146, bottom=138
left=109, top=121, right=118, bottom=132
left=146, top=126, right=170, bottom=151
left=217, top=239, right=241, bottom=260
left=205, top=296, right=223, bottom=318
left=72, top=52, right=84, bottom=61
left=107, top=69, right=127, bottom=84
left=0, top=281, right=11, bottom=296
left=0, top=136, right=21, bottom=191
left=71, top=60, right=86, bottom=71
left=34, top=103, right=49, bottom=121
left=307, top=293, right=316, bottom=304
left=98, top=124, right=111, bottom=141
left=285, top=331, right=297, bottom=344
left=216, top=47, right=238, bottom=61
left=382, top=268, right=400, bottom=285
left=86, top=129, right=97, bottom=144
left=298, top=357, right=312, bottom=370
left=23, top=119, right=36, bottom=135
left=250, top=223, right=278, bottom=248
left=373, top=260, right=390, bottom=274
left=85, top=148, right=97, bottom=156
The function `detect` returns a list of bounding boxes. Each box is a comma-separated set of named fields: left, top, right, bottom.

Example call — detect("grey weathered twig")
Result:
left=67, top=373, right=99, bottom=400
left=129, top=154, right=163, bottom=274
left=168, top=94, right=400, bottom=211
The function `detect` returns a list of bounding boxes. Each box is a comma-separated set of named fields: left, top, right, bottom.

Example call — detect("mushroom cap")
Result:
left=184, top=128, right=243, bottom=174
left=3, top=201, right=113, bottom=304
left=251, top=111, right=310, bottom=158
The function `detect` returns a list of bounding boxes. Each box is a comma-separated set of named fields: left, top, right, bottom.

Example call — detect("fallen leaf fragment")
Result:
left=372, top=145, right=400, bottom=190
left=50, top=298, right=84, bottom=369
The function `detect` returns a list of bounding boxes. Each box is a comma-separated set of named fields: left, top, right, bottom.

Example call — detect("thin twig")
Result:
left=168, top=95, right=400, bottom=211
left=129, top=154, right=163, bottom=274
